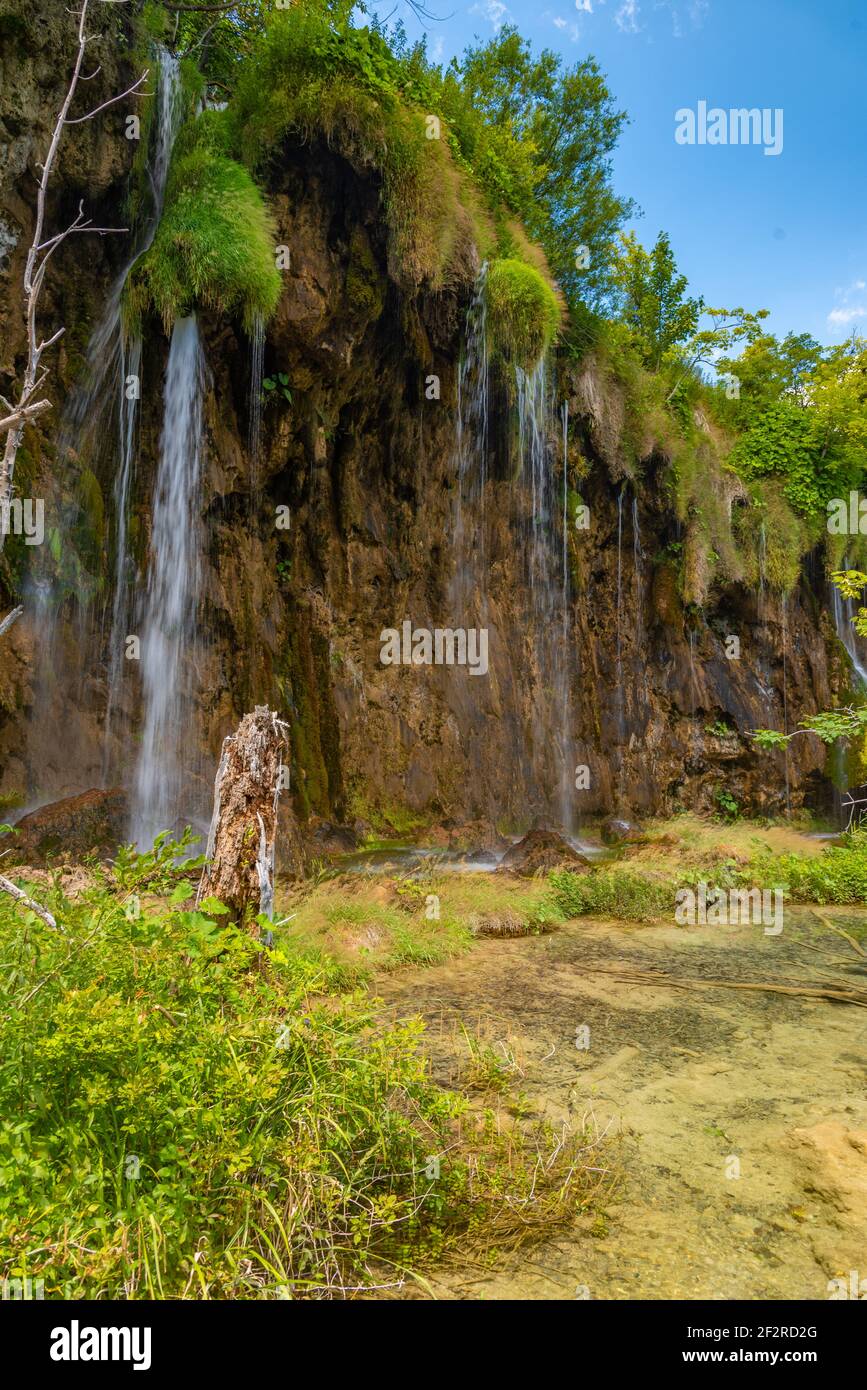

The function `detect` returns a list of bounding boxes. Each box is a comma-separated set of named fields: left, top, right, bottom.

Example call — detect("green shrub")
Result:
left=484, top=258, right=561, bottom=368
left=0, top=835, right=588, bottom=1297
left=745, top=841, right=867, bottom=905
left=549, top=867, right=671, bottom=922
left=227, top=11, right=478, bottom=292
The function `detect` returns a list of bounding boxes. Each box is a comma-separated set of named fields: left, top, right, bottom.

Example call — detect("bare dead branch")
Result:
left=64, top=68, right=149, bottom=124
left=0, top=873, right=61, bottom=931
left=0, top=399, right=52, bottom=435
left=0, top=0, right=147, bottom=550
left=0, top=606, right=24, bottom=638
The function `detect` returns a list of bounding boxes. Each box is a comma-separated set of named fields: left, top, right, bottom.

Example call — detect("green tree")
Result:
left=611, top=231, right=702, bottom=370
left=449, top=26, right=634, bottom=308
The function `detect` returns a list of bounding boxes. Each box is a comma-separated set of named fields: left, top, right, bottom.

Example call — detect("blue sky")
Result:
left=373, top=0, right=866, bottom=346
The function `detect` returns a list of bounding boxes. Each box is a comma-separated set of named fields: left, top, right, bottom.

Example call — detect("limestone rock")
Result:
left=498, top=827, right=589, bottom=877
left=601, top=817, right=644, bottom=845
left=8, top=788, right=127, bottom=863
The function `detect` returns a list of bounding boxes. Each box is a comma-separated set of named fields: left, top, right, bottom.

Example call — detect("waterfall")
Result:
left=64, top=47, right=181, bottom=449
left=831, top=577, right=867, bottom=689
left=102, top=332, right=141, bottom=772
left=54, top=45, right=184, bottom=783
left=104, top=48, right=183, bottom=766
left=561, top=403, right=569, bottom=617
left=631, top=491, right=643, bottom=645
left=781, top=592, right=790, bottom=816
left=247, top=312, right=266, bottom=483
left=515, top=362, right=572, bottom=829
left=130, top=317, right=206, bottom=848
left=21, top=45, right=183, bottom=801
left=615, top=486, right=625, bottom=740
left=451, top=264, right=489, bottom=611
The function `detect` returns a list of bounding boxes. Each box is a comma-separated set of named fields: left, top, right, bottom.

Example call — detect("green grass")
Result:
left=227, top=11, right=479, bottom=293
left=550, top=825, right=867, bottom=922
left=745, top=832, right=867, bottom=906
left=550, top=867, right=672, bottom=922
left=485, top=258, right=562, bottom=368
left=127, top=140, right=281, bottom=332
left=0, top=835, right=593, bottom=1298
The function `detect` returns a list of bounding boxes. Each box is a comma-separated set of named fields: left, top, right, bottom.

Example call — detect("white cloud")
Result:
left=548, top=10, right=580, bottom=37
left=575, top=0, right=594, bottom=11
left=828, top=278, right=867, bottom=332
left=615, top=0, right=641, bottom=32
left=654, top=0, right=710, bottom=37
left=828, top=306, right=867, bottom=326
left=470, top=0, right=510, bottom=28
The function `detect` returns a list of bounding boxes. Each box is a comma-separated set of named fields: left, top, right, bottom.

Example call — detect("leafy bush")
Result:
left=744, top=842, right=867, bottom=905
left=226, top=10, right=480, bottom=292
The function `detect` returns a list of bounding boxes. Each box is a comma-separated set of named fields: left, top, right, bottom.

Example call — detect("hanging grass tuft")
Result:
left=126, top=141, right=281, bottom=333
left=484, top=258, right=562, bottom=369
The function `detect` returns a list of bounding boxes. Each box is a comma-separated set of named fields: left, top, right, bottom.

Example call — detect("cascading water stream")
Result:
left=247, top=313, right=266, bottom=486
left=631, top=491, right=643, bottom=652
left=104, top=49, right=183, bottom=764
left=21, top=46, right=184, bottom=802
left=102, top=333, right=142, bottom=771
left=451, top=265, right=489, bottom=613
left=615, top=486, right=625, bottom=741
left=130, top=316, right=206, bottom=848
left=52, top=45, right=184, bottom=782
left=831, top=575, right=867, bottom=689
left=561, top=401, right=570, bottom=705
left=515, top=362, right=573, bottom=829
left=781, top=591, right=790, bottom=815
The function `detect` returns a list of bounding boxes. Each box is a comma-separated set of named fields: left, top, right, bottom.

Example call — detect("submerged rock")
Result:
left=498, top=828, right=589, bottom=877
left=9, top=788, right=128, bottom=864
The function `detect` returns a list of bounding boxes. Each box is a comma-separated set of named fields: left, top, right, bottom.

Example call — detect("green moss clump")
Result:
left=733, top=479, right=820, bottom=595
left=484, top=258, right=561, bottom=369
left=126, top=138, right=281, bottom=332
left=226, top=12, right=481, bottom=292
left=344, top=226, right=385, bottom=319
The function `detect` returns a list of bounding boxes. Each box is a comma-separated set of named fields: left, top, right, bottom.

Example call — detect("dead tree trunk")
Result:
left=197, top=706, right=290, bottom=925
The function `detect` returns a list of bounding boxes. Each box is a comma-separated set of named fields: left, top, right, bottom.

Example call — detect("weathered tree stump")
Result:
left=197, top=706, right=290, bottom=924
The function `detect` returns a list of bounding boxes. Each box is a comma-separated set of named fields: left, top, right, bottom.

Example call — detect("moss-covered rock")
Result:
left=344, top=226, right=385, bottom=320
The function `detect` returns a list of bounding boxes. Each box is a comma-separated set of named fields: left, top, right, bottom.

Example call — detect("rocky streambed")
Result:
left=377, top=903, right=867, bottom=1300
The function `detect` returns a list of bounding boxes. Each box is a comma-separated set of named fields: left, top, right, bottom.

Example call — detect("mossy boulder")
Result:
left=484, top=257, right=561, bottom=369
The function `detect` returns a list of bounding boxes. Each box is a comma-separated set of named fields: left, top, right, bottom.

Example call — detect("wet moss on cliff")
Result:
left=344, top=226, right=386, bottom=320
left=279, top=621, right=344, bottom=823
left=126, top=122, right=281, bottom=333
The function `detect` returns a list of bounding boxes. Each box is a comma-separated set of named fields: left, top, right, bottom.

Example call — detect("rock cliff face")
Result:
left=0, top=6, right=852, bottom=836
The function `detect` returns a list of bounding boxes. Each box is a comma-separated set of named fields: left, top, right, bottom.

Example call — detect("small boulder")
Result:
left=8, top=788, right=128, bottom=864
left=498, top=828, right=589, bottom=877
left=305, top=817, right=358, bottom=856
left=601, top=817, right=644, bottom=846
